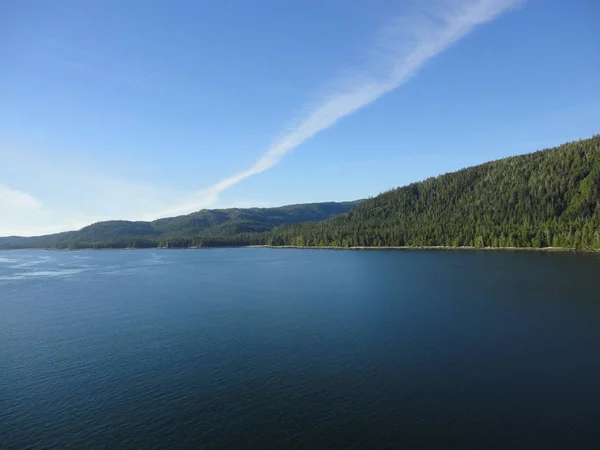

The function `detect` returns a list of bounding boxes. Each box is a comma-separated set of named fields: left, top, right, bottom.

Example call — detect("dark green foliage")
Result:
left=2, top=136, right=599, bottom=251
left=267, top=135, right=600, bottom=249
left=0, top=202, right=357, bottom=250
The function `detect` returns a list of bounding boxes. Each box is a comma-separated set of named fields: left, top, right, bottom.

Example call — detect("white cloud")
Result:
left=0, top=185, right=96, bottom=236
left=0, top=185, right=51, bottom=236
left=2, top=0, right=522, bottom=235
left=0, top=172, right=179, bottom=236
left=0, top=185, right=42, bottom=210
left=153, top=0, right=522, bottom=218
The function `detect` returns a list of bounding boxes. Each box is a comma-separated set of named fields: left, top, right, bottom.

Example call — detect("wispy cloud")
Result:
left=0, top=185, right=42, bottom=211
left=153, top=0, right=521, bottom=218
left=0, top=185, right=50, bottom=236
left=0, top=184, right=98, bottom=236
left=0, top=149, right=181, bottom=235
left=2, top=0, right=522, bottom=235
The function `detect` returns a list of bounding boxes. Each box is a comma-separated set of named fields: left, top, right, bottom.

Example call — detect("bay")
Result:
left=1, top=248, right=600, bottom=449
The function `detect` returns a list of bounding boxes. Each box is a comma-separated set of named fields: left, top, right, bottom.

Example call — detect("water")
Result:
left=1, top=248, right=600, bottom=449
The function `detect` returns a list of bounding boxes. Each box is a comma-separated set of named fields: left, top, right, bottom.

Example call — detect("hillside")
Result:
left=268, top=135, right=600, bottom=249
left=3, top=136, right=599, bottom=251
left=0, top=202, right=357, bottom=249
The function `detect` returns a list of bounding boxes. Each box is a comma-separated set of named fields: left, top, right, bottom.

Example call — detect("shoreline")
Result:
left=3, top=245, right=597, bottom=253
left=247, top=245, right=599, bottom=253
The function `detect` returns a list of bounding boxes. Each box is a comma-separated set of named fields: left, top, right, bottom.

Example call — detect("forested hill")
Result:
left=0, top=201, right=357, bottom=249
left=268, top=135, right=600, bottom=249
left=3, top=135, right=599, bottom=250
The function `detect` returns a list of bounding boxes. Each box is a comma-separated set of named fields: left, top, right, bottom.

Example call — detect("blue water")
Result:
left=2, top=248, right=600, bottom=449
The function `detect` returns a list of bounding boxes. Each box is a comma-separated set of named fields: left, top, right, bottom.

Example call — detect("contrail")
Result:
left=154, top=0, right=522, bottom=218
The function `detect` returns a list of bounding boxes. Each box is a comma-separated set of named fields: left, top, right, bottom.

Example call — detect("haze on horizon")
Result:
left=1, top=0, right=599, bottom=236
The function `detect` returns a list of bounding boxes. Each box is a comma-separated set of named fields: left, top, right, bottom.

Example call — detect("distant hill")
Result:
left=0, top=202, right=358, bottom=249
left=3, top=135, right=599, bottom=251
left=268, top=135, right=600, bottom=249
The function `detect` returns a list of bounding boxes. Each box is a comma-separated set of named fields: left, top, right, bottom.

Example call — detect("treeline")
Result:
left=54, top=234, right=269, bottom=250
left=0, top=202, right=356, bottom=250
left=266, top=135, right=600, bottom=249
left=3, top=136, right=599, bottom=251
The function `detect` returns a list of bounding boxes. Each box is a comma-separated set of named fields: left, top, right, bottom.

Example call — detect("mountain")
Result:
left=267, top=135, right=600, bottom=249
left=0, top=202, right=358, bottom=249
left=3, top=135, right=599, bottom=251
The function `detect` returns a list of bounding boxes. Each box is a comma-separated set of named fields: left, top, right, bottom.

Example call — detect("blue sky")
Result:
left=1, top=0, right=598, bottom=236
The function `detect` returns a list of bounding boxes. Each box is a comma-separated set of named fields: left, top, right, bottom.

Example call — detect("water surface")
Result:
left=2, top=248, right=600, bottom=449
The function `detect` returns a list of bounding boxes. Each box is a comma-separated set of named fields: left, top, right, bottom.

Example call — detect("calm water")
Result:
left=2, top=248, right=600, bottom=449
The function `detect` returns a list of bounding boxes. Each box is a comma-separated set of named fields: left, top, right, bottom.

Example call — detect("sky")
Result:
left=1, top=0, right=599, bottom=236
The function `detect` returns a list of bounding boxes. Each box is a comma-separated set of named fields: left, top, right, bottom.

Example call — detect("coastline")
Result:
left=248, top=245, right=598, bottom=252
left=2, top=245, right=599, bottom=253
